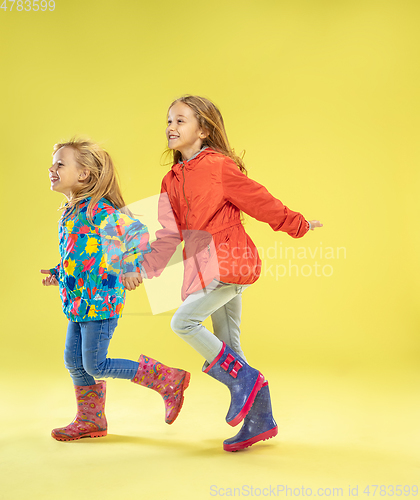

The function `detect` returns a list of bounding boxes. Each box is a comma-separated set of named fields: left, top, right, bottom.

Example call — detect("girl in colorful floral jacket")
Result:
left=139, top=96, right=323, bottom=452
left=41, top=137, right=190, bottom=441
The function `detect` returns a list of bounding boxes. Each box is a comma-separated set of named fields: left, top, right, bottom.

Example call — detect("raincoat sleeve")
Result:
left=94, top=202, right=151, bottom=274
left=222, top=158, right=310, bottom=238
left=141, top=177, right=183, bottom=278
left=49, top=263, right=60, bottom=278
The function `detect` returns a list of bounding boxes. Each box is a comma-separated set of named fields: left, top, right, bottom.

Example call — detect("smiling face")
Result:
left=166, top=101, right=207, bottom=161
left=49, top=146, right=85, bottom=199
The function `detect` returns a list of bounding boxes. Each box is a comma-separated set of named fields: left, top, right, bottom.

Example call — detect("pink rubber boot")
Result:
left=131, top=355, right=190, bottom=424
left=51, top=381, right=107, bottom=441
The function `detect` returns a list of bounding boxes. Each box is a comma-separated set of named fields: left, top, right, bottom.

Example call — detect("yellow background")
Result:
left=0, top=0, right=419, bottom=499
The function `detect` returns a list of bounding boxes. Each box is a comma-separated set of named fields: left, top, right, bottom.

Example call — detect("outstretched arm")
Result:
left=222, top=158, right=322, bottom=237
left=93, top=201, right=151, bottom=291
left=141, top=184, right=183, bottom=279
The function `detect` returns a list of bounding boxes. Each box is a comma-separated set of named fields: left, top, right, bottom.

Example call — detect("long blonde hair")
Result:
left=167, top=95, right=247, bottom=175
left=52, top=136, right=129, bottom=223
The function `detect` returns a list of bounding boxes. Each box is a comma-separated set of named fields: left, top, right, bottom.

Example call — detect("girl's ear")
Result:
left=199, top=129, right=209, bottom=139
left=78, top=169, right=90, bottom=181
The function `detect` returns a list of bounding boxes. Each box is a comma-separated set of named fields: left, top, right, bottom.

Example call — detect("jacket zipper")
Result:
left=181, top=161, right=211, bottom=257
left=181, top=162, right=190, bottom=229
left=181, top=158, right=208, bottom=294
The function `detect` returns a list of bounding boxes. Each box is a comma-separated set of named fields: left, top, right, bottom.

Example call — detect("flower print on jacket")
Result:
left=50, top=197, right=151, bottom=322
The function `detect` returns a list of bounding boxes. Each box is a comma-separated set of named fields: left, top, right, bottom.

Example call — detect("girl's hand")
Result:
left=40, top=269, right=59, bottom=286
left=309, top=220, right=323, bottom=230
left=122, top=272, right=143, bottom=291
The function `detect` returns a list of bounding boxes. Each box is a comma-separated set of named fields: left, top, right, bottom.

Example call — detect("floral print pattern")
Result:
left=131, top=355, right=191, bottom=424
left=51, top=380, right=108, bottom=441
left=50, top=197, right=151, bottom=322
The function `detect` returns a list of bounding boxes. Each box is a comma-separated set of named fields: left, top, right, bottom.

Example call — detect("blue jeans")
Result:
left=171, top=280, right=249, bottom=363
left=64, top=318, right=139, bottom=386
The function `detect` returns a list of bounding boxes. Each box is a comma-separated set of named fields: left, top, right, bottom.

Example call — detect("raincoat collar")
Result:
left=172, top=147, right=217, bottom=173
left=178, top=146, right=209, bottom=164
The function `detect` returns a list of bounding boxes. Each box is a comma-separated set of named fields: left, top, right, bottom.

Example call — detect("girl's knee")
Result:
left=171, top=313, right=195, bottom=336
left=83, top=359, right=105, bottom=378
left=170, top=314, right=183, bottom=335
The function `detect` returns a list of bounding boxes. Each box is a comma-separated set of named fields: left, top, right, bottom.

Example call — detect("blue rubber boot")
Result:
left=204, top=342, right=264, bottom=427
left=223, top=381, right=278, bottom=451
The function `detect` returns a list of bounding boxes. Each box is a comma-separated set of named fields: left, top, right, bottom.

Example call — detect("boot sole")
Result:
left=227, top=372, right=265, bottom=427
left=223, top=425, right=278, bottom=452
left=166, top=371, right=191, bottom=425
left=51, top=430, right=107, bottom=442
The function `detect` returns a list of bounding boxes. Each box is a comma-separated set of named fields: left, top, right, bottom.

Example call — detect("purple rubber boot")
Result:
left=223, top=381, right=278, bottom=451
left=204, top=342, right=264, bottom=427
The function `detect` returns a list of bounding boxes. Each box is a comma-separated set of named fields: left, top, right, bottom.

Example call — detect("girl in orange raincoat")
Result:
left=137, top=95, right=323, bottom=451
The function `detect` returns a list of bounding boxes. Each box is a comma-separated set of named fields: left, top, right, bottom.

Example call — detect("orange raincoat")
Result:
left=143, top=148, right=309, bottom=299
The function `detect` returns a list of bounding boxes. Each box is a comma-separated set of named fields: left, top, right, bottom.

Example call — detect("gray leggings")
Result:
left=171, top=280, right=249, bottom=364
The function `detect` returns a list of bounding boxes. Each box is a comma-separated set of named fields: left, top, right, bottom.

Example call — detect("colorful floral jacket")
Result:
left=50, top=197, right=150, bottom=322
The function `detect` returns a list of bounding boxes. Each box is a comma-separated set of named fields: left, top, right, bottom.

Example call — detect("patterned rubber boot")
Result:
left=51, top=381, right=107, bottom=442
left=204, top=342, right=265, bottom=427
left=131, top=355, right=190, bottom=424
left=223, top=381, right=278, bottom=451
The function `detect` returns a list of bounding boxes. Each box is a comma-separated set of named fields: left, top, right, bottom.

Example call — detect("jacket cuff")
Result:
left=122, top=259, right=142, bottom=274
left=49, top=265, right=59, bottom=278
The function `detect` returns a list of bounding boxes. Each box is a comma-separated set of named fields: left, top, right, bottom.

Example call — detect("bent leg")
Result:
left=171, top=281, right=241, bottom=363
left=81, top=319, right=139, bottom=380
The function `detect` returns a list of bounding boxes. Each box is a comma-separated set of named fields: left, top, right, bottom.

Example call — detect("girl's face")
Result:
left=49, top=146, right=86, bottom=199
left=166, top=101, right=207, bottom=161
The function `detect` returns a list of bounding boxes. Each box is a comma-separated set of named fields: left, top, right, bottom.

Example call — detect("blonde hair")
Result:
left=167, top=95, right=247, bottom=175
left=52, top=136, right=129, bottom=223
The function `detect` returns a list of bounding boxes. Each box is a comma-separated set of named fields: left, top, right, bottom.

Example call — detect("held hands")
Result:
left=122, top=272, right=143, bottom=291
left=309, top=220, right=323, bottom=230
left=40, top=269, right=59, bottom=286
